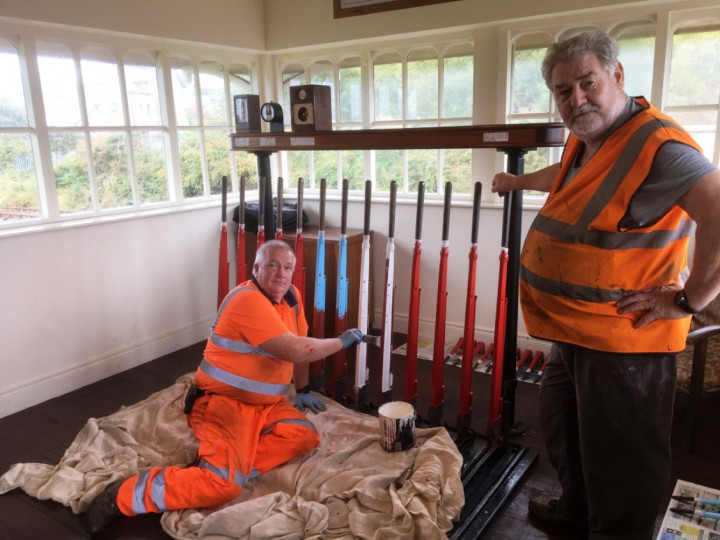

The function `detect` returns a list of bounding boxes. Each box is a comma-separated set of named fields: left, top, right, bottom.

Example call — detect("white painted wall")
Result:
left=0, top=209, right=219, bottom=417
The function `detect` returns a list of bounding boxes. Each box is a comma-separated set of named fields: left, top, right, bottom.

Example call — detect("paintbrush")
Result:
left=670, top=507, right=720, bottom=520
left=671, top=496, right=720, bottom=506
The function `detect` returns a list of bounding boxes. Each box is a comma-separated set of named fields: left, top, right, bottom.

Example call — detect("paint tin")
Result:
left=378, top=401, right=416, bottom=452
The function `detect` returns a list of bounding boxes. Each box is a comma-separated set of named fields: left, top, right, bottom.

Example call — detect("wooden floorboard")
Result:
left=0, top=339, right=718, bottom=538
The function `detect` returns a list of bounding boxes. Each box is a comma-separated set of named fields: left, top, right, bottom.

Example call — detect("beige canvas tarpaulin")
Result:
left=0, top=373, right=464, bottom=539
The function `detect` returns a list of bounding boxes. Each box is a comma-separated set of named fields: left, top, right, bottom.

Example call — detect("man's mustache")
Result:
left=572, top=105, right=599, bottom=118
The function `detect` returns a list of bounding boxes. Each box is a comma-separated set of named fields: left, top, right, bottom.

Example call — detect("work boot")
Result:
left=83, top=480, right=123, bottom=536
left=528, top=494, right=572, bottom=525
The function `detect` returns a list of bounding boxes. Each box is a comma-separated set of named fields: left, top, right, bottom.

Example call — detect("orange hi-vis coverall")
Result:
left=115, top=279, right=318, bottom=516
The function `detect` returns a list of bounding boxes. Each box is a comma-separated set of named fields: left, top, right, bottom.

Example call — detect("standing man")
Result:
left=492, top=31, right=720, bottom=538
left=84, top=239, right=363, bottom=535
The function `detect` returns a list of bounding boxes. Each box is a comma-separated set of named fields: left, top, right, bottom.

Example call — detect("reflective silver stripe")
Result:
left=199, top=459, right=251, bottom=488
left=530, top=214, right=695, bottom=250
left=131, top=470, right=168, bottom=514
left=530, top=118, right=693, bottom=252
left=150, top=470, right=167, bottom=513
left=261, top=417, right=318, bottom=436
left=132, top=470, right=151, bottom=514
left=521, top=264, right=625, bottom=304
left=209, top=332, right=276, bottom=357
left=199, top=358, right=291, bottom=396
left=575, top=119, right=677, bottom=230
left=215, top=286, right=252, bottom=317
left=211, top=286, right=255, bottom=337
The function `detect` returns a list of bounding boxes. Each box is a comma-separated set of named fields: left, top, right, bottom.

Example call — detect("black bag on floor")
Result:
left=232, top=201, right=309, bottom=234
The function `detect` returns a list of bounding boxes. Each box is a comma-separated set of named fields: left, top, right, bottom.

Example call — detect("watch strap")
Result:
left=674, top=289, right=700, bottom=314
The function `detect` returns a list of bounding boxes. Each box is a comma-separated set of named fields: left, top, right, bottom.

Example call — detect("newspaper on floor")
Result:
left=392, top=337, right=437, bottom=361
left=657, top=479, right=720, bottom=540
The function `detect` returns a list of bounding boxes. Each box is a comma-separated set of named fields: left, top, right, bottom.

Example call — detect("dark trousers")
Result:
left=540, top=342, right=677, bottom=539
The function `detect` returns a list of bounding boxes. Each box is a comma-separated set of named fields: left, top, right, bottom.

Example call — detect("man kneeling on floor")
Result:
left=84, top=239, right=363, bottom=535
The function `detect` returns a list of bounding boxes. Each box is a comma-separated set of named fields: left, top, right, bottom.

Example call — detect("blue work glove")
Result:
left=295, top=391, right=327, bottom=414
left=339, top=328, right=363, bottom=349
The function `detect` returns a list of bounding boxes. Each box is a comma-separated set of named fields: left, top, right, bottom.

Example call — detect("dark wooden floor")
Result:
left=0, top=339, right=718, bottom=539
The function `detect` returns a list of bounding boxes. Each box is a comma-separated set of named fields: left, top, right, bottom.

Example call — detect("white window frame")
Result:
left=0, top=19, right=260, bottom=233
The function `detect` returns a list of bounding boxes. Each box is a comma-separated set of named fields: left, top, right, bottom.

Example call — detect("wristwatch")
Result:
left=674, top=289, right=700, bottom=314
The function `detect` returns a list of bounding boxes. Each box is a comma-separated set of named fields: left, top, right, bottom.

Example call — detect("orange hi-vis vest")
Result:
left=520, top=98, right=701, bottom=353
left=194, top=280, right=306, bottom=404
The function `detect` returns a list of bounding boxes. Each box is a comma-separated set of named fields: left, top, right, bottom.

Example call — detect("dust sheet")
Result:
left=0, top=373, right=464, bottom=539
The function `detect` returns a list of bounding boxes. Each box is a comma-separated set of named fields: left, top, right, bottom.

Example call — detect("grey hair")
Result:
left=253, top=239, right=296, bottom=273
left=541, top=30, right=619, bottom=89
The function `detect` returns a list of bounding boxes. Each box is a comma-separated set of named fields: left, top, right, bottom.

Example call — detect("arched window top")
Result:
left=80, top=46, right=124, bottom=127
left=199, top=60, right=228, bottom=126
left=124, top=51, right=162, bottom=126
left=229, top=63, right=252, bottom=97
left=512, top=31, right=554, bottom=51
left=169, top=56, right=197, bottom=126
left=407, top=46, right=438, bottom=62
left=0, top=38, right=28, bottom=128
left=37, top=41, right=82, bottom=127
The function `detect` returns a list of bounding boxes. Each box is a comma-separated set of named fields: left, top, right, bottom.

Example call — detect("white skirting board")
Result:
left=0, top=317, right=214, bottom=419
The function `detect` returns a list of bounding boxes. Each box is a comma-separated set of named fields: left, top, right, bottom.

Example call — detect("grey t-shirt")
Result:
left=562, top=97, right=716, bottom=229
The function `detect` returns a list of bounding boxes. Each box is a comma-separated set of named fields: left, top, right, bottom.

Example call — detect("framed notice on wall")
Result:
left=333, top=0, right=459, bottom=18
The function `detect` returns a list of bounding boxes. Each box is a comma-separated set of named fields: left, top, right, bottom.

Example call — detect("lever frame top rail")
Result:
left=230, top=123, right=565, bottom=152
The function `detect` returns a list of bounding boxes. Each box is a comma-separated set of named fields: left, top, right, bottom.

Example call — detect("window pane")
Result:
left=443, top=52, right=473, bottom=119
left=524, top=147, right=551, bottom=175
left=50, top=132, right=92, bottom=214
left=234, top=152, right=258, bottom=191
left=617, top=31, right=654, bottom=98
left=407, top=49, right=438, bottom=120
left=91, top=131, right=131, bottom=209
left=81, top=47, right=124, bottom=126
left=288, top=150, right=310, bottom=184
left=124, top=52, right=162, bottom=126
left=133, top=131, right=168, bottom=203
left=511, top=46, right=550, bottom=114
left=408, top=149, right=437, bottom=191
left=668, top=109, right=717, bottom=161
left=341, top=150, right=364, bottom=189
left=339, top=58, right=362, bottom=123
left=0, top=41, right=29, bottom=127
left=37, top=42, right=82, bottom=127
left=178, top=131, right=203, bottom=198
left=229, top=63, right=252, bottom=97
left=205, top=129, right=230, bottom=194
left=374, top=54, right=402, bottom=122
left=0, top=133, right=41, bottom=220
left=315, top=151, right=338, bottom=188
left=441, top=148, right=470, bottom=193
left=199, top=61, right=228, bottom=126
left=669, top=27, right=720, bottom=106
left=375, top=149, right=403, bottom=191
left=171, top=57, right=198, bottom=126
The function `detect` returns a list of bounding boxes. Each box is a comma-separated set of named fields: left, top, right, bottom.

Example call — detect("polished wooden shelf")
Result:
left=230, top=123, right=566, bottom=152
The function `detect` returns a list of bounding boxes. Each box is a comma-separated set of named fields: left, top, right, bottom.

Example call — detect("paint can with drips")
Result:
left=378, top=401, right=416, bottom=452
